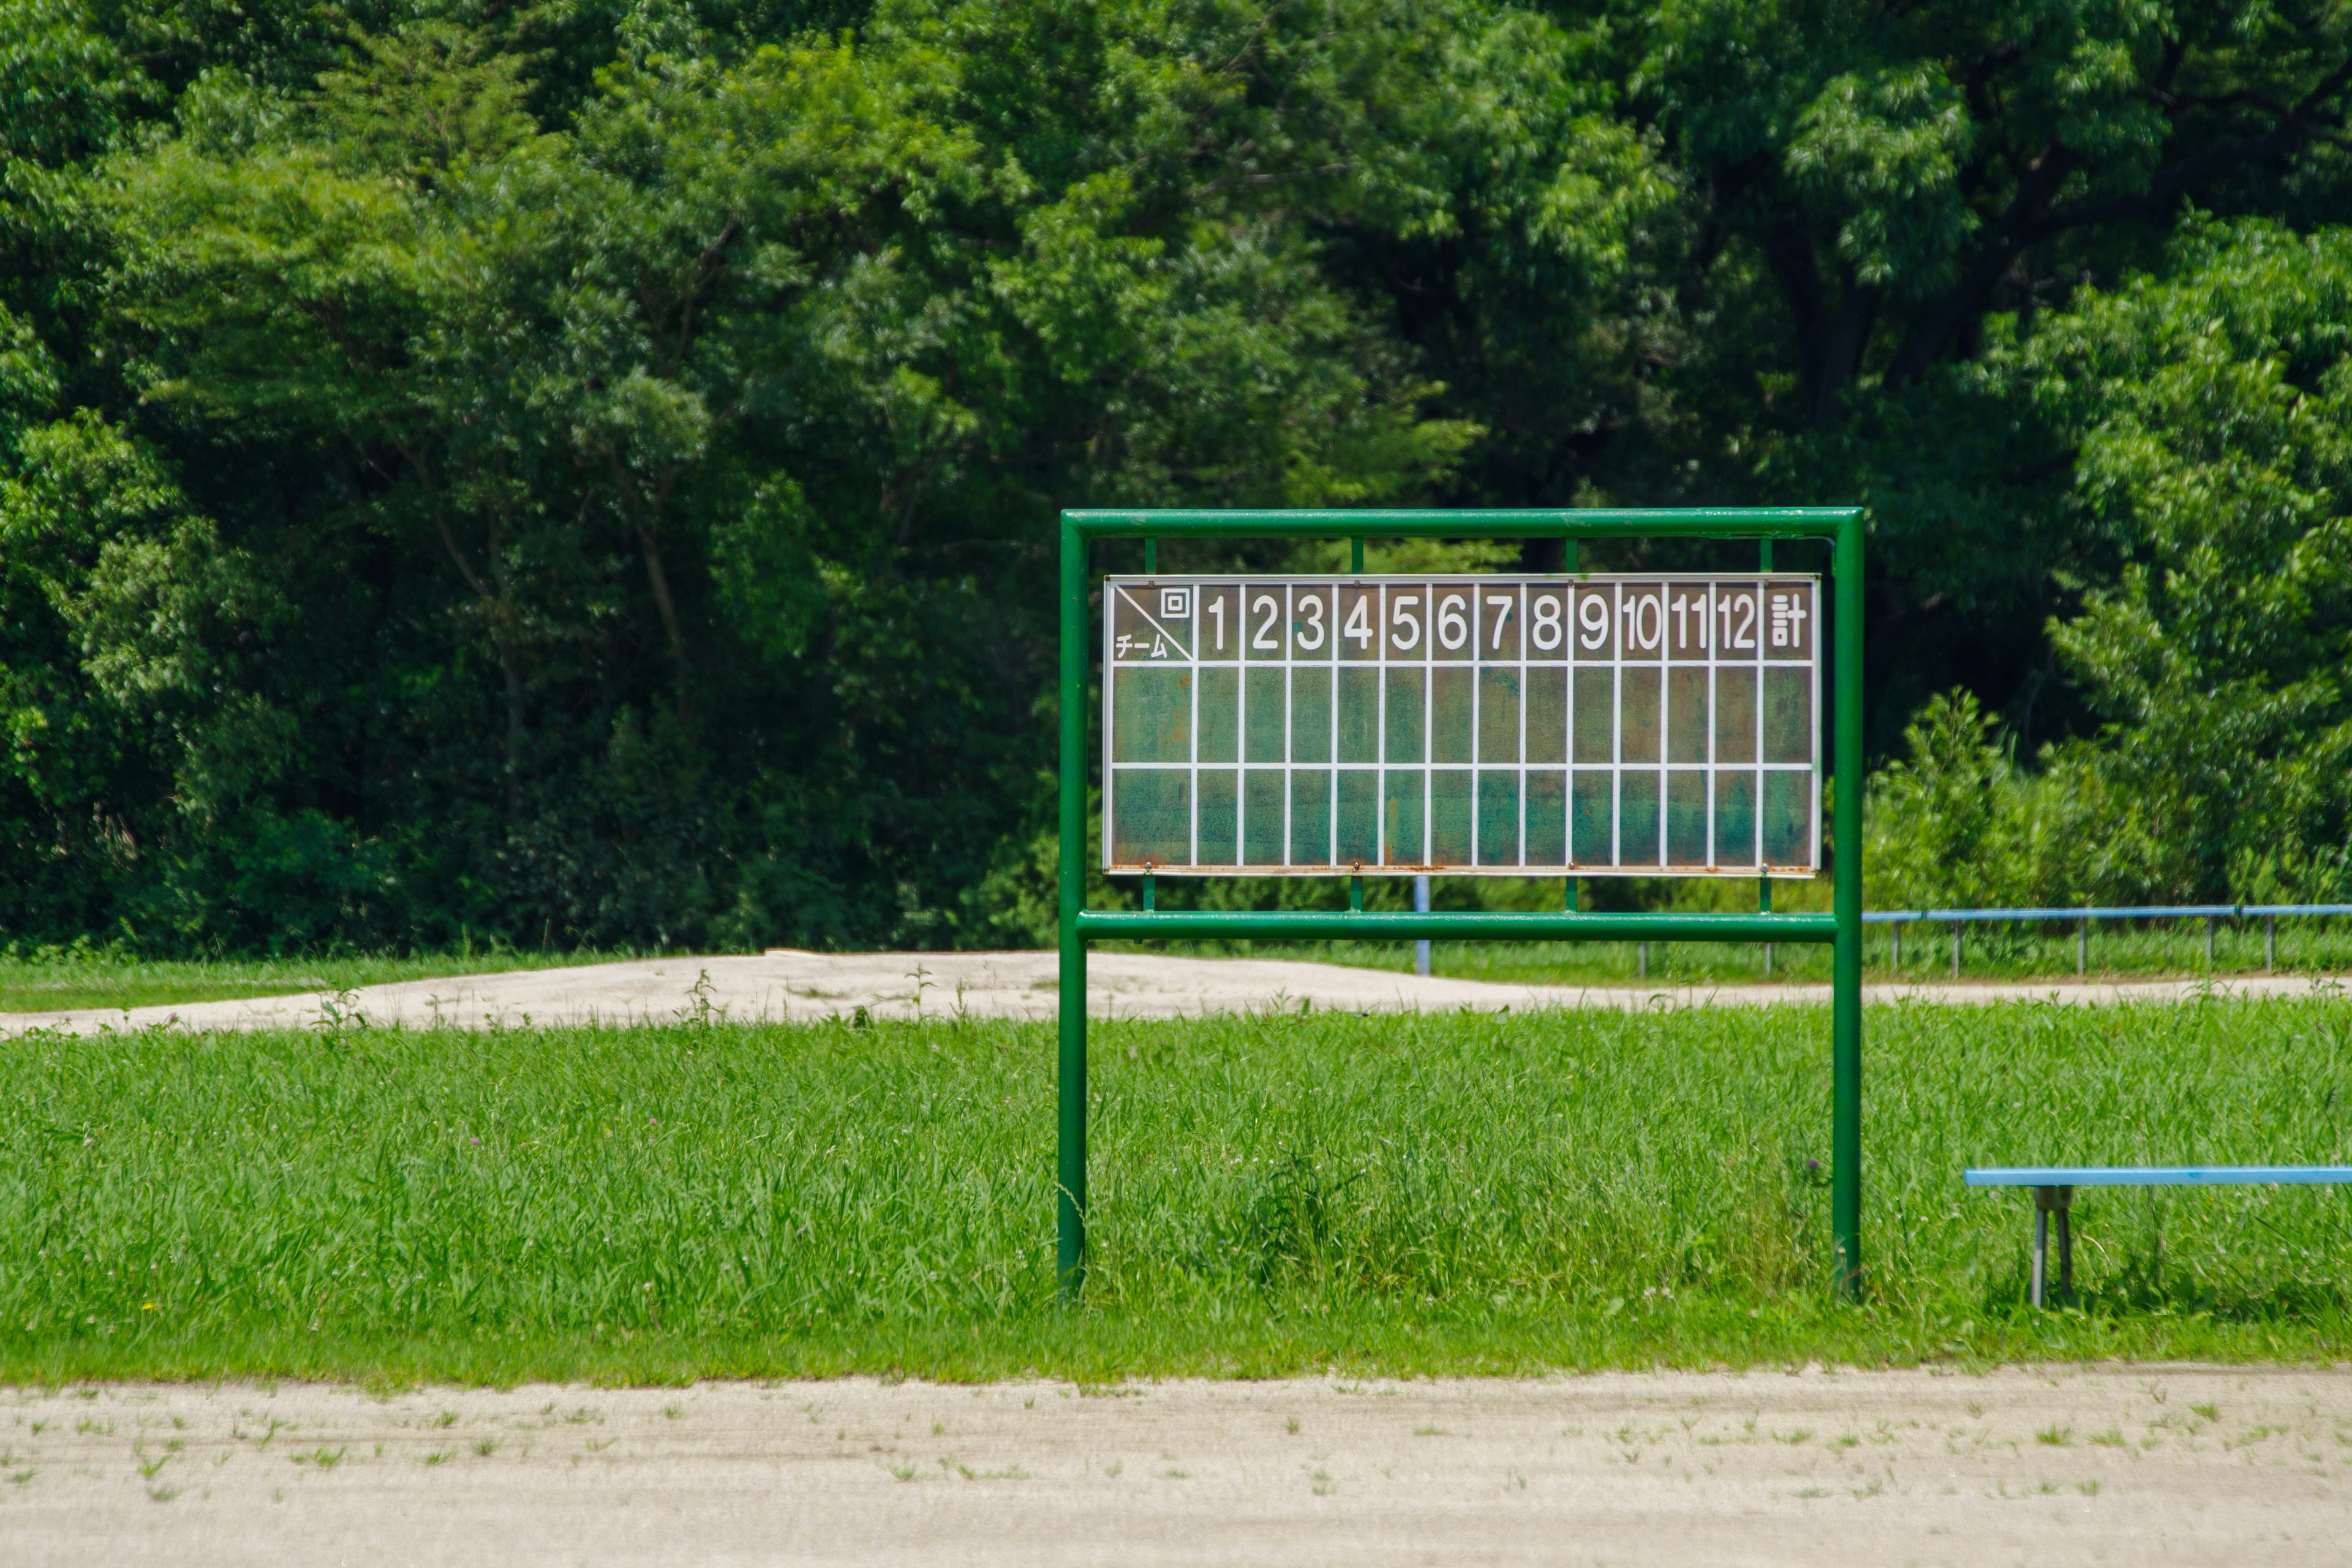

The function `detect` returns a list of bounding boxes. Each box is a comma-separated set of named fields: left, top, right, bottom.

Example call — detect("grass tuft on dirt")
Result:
left=4, top=998, right=2349, bottom=1383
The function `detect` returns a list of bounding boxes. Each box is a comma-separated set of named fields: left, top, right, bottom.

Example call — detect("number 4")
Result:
left=1343, top=594, right=1374, bottom=649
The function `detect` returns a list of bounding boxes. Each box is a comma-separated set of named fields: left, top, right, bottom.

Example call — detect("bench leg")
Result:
left=2030, top=1185, right=2073, bottom=1308
left=2032, top=1201, right=2048, bottom=1309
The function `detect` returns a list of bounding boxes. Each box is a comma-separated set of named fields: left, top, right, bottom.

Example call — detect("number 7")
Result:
left=1485, top=593, right=1514, bottom=649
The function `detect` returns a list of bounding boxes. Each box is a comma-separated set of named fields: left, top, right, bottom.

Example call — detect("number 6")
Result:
left=1437, top=593, right=1469, bottom=650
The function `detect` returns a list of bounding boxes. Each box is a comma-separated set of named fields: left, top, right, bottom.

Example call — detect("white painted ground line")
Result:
left=2, top=952, right=2345, bottom=1035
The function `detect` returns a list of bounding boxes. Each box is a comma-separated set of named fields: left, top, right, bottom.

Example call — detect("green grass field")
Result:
left=5, top=998, right=2349, bottom=1384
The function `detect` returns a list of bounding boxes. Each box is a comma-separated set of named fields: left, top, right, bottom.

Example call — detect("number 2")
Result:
left=1252, top=594, right=1280, bottom=650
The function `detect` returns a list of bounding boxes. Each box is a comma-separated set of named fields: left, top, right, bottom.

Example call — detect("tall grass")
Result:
left=3, top=999, right=2349, bottom=1382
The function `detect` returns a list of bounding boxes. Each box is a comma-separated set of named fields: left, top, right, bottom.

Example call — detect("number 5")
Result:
left=1390, top=594, right=1420, bottom=651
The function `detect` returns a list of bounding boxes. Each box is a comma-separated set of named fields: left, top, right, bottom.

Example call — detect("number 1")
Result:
left=1208, top=596, right=1224, bottom=650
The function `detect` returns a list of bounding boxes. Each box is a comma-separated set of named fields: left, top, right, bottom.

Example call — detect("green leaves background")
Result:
left=0, top=0, right=2347, bottom=950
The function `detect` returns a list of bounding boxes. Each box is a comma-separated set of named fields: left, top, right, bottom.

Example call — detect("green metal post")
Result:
left=1759, top=538, right=1773, bottom=919
left=1057, top=519, right=1089, bottom=1300
left=1831, top=513, right=1866, bottom=1300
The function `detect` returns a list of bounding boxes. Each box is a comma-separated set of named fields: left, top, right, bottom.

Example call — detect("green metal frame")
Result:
left=1058, top=508, right=1866, bottom=1302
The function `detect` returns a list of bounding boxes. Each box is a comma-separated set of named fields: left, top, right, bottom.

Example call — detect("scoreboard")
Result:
left=1102, top=574, right=1820, bottom=876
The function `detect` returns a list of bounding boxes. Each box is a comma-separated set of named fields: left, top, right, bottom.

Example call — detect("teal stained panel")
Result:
left=1382, top=771, right=1425, bottom=864
left=1112, top=668, right=1191, bottom=764
left=1197, top=667, right=1238, bottom=763
left=1667, top=771, right=1708, bottom=865
left=1245, top=669, right=1286, bottom=763
left=1384, top=670, right=1424, bottom=764
left=1714, top=668, right=1757, bottom=764
left=1714, top=769, right=1757, bottom=866
left=1243, top=769, right=1285, bottom=864
left=1477, top=668, right=1520, bottom=763
left=1289, top=769, right=1332, bottom=865
left=1667, top=667, right=1708, bottom=764
left=1111, top=769, right=1189, bottom=865
left=1291, top=668, right=1332, bottom=763
left=1762, top=666, right=1810, bottom=764
left=1430, top=769, right=1473, bottom=865
left=1430, top=668, right=1473, bottom=763
left=1573, top=669, right=1614, bottom=763
left=1336, top=769, right=1379, bottom=864
left=1571, top=770, right=1613, bottom=864
left=1197, top=769, right=1237, bottom=865
left=1336, top=668, right=1379, bottom=763
left=1618, top=771, right=1661, bottom=866
left=1477, top=771, right=1520, bottom=866
left=1525, top=771, right=1567, bottom=865
left=1762, top=769, right=1812, bottom=865
left=1525, top=666, right=1566, bottom=764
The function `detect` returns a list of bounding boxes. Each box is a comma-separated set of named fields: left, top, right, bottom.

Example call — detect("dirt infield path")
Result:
left=7, top=1368, right=2348, bottom=1565
left=4, top=949, right=2344, bottom=1035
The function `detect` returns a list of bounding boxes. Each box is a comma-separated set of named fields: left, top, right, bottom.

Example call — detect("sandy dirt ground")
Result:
left=4, top=1368, right=2348, bottom=1565
left=4, top=949, right=2345, bottom=1035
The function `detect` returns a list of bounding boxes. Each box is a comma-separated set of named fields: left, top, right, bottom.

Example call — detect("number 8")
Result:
left=1531, top=595, right=1562, bottom=650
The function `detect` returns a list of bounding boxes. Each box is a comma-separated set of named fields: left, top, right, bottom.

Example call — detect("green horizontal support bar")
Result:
left=1063, top=508, right=1856, bottom=541
left=1076, top=910, right=1838, bottom=943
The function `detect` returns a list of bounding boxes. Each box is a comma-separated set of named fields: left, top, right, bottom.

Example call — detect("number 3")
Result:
left=1296, top=594, right=1325, bottom=650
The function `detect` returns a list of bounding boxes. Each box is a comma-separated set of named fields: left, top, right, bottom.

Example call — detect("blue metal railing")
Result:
left=1859, top=902, right=2352, bottom=976
left=1863, top=903, right=2352, bottom=924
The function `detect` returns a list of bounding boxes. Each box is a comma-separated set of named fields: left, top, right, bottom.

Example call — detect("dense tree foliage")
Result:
left=1, top=0, right=2346, bottom=952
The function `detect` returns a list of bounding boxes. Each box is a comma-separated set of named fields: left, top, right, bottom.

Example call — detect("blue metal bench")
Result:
left=1965, top=1166, right=2352, bottom=1307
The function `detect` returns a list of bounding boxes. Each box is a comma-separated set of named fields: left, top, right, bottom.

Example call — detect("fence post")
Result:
left=2204, top=914, right=2215, bottom=966
left=1638, top=941, right=1648, bottom=978
left=1890, top=922, right=1900, bottom=970
left=1413, top=874, right=1431, bottom=976
left=2077, top=918, right=2087, bottom=978
left=2266, top=914, right=2277, bottom=974
left=1950, top=921, right=1961, bottom=979
left=1056, top=518, right=1090, bottom=1302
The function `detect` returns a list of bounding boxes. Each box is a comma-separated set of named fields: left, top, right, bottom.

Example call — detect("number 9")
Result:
left=1577, top=594, right=1608, bottom=649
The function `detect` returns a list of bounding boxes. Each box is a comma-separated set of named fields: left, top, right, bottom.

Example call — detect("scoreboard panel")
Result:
left=1102, top=574, right=1820, bottom=876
